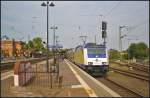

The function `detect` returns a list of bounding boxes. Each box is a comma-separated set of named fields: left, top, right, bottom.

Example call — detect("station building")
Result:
left=1, top=39, right=23, bottom=57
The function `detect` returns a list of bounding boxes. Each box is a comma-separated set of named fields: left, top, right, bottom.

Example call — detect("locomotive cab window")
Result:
left=87, top=48, right=106, bottom=54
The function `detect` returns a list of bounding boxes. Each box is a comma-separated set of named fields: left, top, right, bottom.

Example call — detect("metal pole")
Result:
left=127, top=39, right=130, bottom=64
left=121, top=37, right=122, bottom=52
left=119, top=26, right=121, bottom=51
left=55, top=36, right=59, bottom=45
left=104, top=37, right=106, bottom=46
left=95, top=35, right=96, bottom=44
left=55, top=36, right=60, bottom=82
left=46, top=1, right=49, bottom=72
left=119, top=26, right=122, bottom=61
left=53, top=27, right=56, bottom=72
left=54, top=28, right=55, bottom=46
left=52, top=26, right=56, bottom=62
left=79, top=36, right=87, bottom=45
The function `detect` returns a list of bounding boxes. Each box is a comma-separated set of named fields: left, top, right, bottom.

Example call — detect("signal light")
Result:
left=102, top=30, right=107, bottom=38
left=102, top=21, right=107, bottom=30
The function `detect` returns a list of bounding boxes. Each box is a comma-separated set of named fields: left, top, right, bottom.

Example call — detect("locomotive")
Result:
left=66, top=43, right=109, bottom=76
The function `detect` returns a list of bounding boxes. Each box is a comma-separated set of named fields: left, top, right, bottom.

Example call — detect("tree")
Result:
left=20, top=41, right=27, bottom=56
left=28, top=40, right=34, bottom=49
left=128, top=43, right=137, bottom=59
left=128, top=42, right=149, bottom=60
left=122, top=51, right=128, bottom=60
left=32, top=37, right=44, bottom=52
left=109, top=49, right=120, bottom=60
left=21, top=41, right=26, bottom=50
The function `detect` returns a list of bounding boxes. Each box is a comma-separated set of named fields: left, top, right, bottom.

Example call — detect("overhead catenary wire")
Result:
left=79, top=1, right=121, bottom=18
left=125, top=20, right=148, bottom=36
left=127, top=20, right=148, bottom=31
left=103, top=1, right=121, bottom=19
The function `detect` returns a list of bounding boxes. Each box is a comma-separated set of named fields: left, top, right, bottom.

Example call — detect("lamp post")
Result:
left=50, top=26, right=59, bottom=81
left=50, top=26, right=58, bottom=47
left=55, top=36, right=60, bottom=47
left=41, top=1, right=55, bottom=72
left=50, top=25, right=58, bottom=68
left=50, top=25, right=58, bottom=65
left=79, top=36, right=87, bottom=45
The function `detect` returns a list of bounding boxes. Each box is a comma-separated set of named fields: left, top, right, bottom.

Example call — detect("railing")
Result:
left=13, top=59, right=63, bottom=88
left=14, top=61, right=34, bottom=86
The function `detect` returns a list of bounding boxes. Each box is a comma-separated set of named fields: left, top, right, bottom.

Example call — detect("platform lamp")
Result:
left=41, top=1, right=55, bottom=73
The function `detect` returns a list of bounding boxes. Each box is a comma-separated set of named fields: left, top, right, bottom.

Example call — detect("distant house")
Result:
left=1, top=39, right=22, bottom=57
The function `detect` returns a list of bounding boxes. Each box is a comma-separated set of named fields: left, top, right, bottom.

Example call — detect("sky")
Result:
left=1, top=1, right=149, bottom=50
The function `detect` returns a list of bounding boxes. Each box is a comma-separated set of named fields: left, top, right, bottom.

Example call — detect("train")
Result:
left=66, top=43, right=109, bottom=76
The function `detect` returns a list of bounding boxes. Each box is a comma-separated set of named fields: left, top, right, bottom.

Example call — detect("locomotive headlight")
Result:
left=102, top=62, right=107, bottom=65
left=88, top=62, right=93, bottom=65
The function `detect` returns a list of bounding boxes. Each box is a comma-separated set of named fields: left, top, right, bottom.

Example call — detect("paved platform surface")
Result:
left=1, top=59, right=89, bottom=97
left=1, top=59, right=120, bottom=97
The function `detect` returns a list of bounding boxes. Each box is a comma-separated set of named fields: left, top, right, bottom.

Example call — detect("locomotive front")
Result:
left=83, top=45, right=109, bottom=76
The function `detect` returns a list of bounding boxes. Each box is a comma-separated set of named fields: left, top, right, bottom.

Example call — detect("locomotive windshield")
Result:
left=87, top=48, right=106, bottom=54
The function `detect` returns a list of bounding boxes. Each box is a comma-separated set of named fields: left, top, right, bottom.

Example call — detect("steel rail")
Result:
left=97, top=77, right=144, bottom=97
left=109, top=67, right=149, bottom=81
left=111, top=61, right=149, bottom=73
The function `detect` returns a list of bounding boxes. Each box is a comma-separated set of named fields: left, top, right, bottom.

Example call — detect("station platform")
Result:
left=1, top=59, right=121, bottom=97
left=63, top=59, right=121, bottom=97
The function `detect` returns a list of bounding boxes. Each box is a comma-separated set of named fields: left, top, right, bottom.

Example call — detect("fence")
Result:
left=14, top=60, right=63, bottom=88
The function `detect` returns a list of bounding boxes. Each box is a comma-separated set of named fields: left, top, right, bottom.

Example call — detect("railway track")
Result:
left=111, top=61, right=149, bottom=73
left=122, top=61, right=149, bottom=68
left=67, top=59, right=148, bottom=97
left=129, top=63, right=149, bottom=72
left=97, top=77, right=145, bottom=97
left=109, top=67, right=149, bottom=81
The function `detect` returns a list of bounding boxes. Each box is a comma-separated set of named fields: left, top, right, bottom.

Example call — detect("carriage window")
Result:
left=87, top=48, right=105, bottom=54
